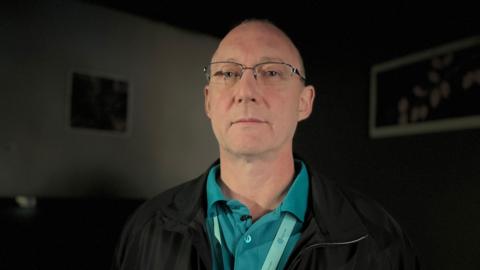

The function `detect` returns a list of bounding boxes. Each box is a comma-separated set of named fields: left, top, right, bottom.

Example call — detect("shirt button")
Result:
left=244, top=235, right=252, bottom=243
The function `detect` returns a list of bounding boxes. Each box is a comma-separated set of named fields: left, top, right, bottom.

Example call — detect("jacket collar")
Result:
left=163, top=159, right=368, bottom=243
left=159, top=160, right=219, bottom=229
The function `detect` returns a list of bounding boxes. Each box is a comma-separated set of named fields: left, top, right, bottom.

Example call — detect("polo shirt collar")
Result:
left=278, top=160, right=308, bottom=222
left=206, top=164, right=226, bottom=217
left=206, top=160, right=309, bottom=223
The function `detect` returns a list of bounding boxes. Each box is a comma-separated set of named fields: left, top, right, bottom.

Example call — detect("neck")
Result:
left=218, top=148, right=295, bottom=220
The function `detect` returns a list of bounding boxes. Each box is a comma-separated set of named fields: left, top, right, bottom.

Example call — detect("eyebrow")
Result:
left=259, top=56, right=285, bottom=63
left=213, top=57, right=286, bottom=64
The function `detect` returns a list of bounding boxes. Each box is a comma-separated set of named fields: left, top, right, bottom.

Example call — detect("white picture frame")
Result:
left=369, top=36, right=480, bottom=138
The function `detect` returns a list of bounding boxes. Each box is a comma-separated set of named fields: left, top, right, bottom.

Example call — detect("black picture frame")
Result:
left=67, top=71, right=130, bottom=135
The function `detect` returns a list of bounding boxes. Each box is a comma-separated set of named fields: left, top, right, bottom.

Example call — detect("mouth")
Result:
left=231, top=118, right=267, bottom=125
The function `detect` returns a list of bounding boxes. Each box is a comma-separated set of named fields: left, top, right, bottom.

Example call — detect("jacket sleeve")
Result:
left=111, top=209, right=142, bottom=270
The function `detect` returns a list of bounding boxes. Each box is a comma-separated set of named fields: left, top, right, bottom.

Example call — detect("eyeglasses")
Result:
left=204, top=61, right=306, bottom=87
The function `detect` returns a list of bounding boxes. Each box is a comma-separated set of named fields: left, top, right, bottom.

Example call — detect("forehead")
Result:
left=213, top=22, right=301, bottom=66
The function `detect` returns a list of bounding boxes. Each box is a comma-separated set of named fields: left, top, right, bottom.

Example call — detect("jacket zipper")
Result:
left=286, top=234, right=369, bottom=269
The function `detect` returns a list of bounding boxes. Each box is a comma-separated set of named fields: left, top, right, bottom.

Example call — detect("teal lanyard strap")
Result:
left=212, top=213, right=297, bottom=270
left=213, top=215, right=222, bottom=245
left=261, top=213, right=296, bottom=270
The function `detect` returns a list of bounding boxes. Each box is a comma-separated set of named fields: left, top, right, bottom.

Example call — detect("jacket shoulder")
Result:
left=111, top=175, right=206, bottom=270
left=338, top=183, right=420, bottom=266
left=127, top=175, right=206, bottom=232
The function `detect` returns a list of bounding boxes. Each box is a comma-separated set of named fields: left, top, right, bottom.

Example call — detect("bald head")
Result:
left=211, top=20, right=306, bottom=79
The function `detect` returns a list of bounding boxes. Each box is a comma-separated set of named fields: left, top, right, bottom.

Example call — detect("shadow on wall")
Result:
left=41, top=168, right=144, bottom=199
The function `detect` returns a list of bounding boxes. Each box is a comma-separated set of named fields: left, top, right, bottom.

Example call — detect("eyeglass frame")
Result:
left=203, top=61, right=306, bottom=84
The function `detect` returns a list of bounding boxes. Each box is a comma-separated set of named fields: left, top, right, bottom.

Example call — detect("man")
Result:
left=113, top=19, right=420, bottom=269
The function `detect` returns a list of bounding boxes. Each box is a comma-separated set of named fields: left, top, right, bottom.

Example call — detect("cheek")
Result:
left=210, top=92, right=231, bottom=112
left=209, top=95, right=231, bottom=129
left=276, top=92, right=301, bottom=116
left=268, top=97, right=298, bottom=128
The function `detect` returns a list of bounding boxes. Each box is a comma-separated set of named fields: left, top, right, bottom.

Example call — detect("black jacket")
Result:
left=113, top=161, right=421, bottom=269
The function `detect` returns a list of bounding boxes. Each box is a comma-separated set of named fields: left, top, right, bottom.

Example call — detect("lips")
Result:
left=231, top=118, right=267, bottom=125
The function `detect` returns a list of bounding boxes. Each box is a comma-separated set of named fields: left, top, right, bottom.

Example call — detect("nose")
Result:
left=234, top=68, right=258, bottom=104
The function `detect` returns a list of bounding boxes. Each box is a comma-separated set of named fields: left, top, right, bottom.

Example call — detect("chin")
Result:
left=225, top=142, right=276, bottom=157
left=223, top=143, right=263, bottom=155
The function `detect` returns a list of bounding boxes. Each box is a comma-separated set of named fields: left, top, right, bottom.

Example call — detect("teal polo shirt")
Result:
left=205, top=160, right=309, bottom=270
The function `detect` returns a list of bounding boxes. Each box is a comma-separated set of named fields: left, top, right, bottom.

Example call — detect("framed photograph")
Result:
left=369, top=36, right=480, bottom=138
left=67, top=70, right=131, bottom=135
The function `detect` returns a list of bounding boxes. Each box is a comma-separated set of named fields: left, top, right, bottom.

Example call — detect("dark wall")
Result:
left=288, top=14, right=479, bottom=270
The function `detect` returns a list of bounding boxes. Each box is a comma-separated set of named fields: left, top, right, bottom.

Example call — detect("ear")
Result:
left=204, top=86, right=211, bottom=118
left=297, top=85, right=315, bottom=121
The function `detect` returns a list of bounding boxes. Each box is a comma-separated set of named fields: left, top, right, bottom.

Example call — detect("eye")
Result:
left=213, top=70, right=239, bottom=79
left=257, top=63, right=286, bottom=80
left=222, top=71, right=236, bottom=78
left=212, top=71, right=223, bottom=77
left=260, top=69, right=283, bottom=79
left=265, top=70, right=280, bottom=77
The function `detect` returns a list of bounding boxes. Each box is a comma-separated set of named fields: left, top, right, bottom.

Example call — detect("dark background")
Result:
left=2, top=1, right=479, bottom=269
